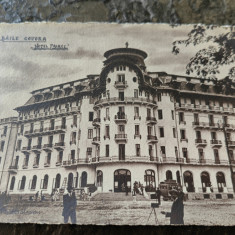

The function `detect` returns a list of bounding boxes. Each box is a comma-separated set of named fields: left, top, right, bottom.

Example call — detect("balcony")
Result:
left=56, top=161, right=62, bottom=166
left=185, top=158, right=197, bottom=164
left=210, top=139, right=222, bottom=147
left=92, top=136, right=100, bottom=145
left=162, top=158, right=184, bottom=163
left=24, top=130, right=34, bottom=137
left=114, top=114, right=127, bottom=124
left=115, top=134, right=127, bottom=142
left=147, top=135, right=158, bottom=143
left=192, top=122, right=219, bottom=129
left=55, top=125, right=66, bottom=132
left=227, top=141, right=235, bottom=147
left=62, top=158, right=89, bottom=167
left=134, top=115, right=141, bottom=120
left=42, top=144, right=53, bottom=151
left=8, top=165, right=18, bottom=173
left=94, top=97, right=157, bottom=108
left=54, top=142, right=65, bottom=150
left=32, top=145, right=42, bottom=152
left=91, top=155, right=159, bottom=163
left=114, top=81, right=128, bottom=88
left=195, top=139, right=207, bottom=147
left=92, top=118, right=101, bottom=126
left=44, top=162, right=50, bottom=167
left=225, top=124, right=235, bottom=131
left=146, top=117, right=157, bottom=124
left=33, top=163, right=39, bottom=168
left=22, top=165, right=28, bottom=169
left=198, top=159, right=214, bottom=164
left=21, top=146, right=31, bottom=154
left=1, top=133, right=6, bottom=137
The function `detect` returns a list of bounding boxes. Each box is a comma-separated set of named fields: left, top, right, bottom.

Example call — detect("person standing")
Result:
left=62, top=187, right=77, bottom=224
left=161, top=191, right=184, bottom=225
left=156, top=187, right=161, bottom=205
left=125, top=184, right=128, bottom=196
left=35, top=191, right=39, bottom=202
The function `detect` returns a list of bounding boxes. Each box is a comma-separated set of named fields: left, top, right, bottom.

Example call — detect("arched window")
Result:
left=43, top=174, right=49, bottom=189
left=81, top=172, right=87, bottom=188
left=97, top=170, right=103, bottom=187
left=201, top=171, right=211, bottom=192
left=144, top=170, right=156, bottom=192
left=10, top=176, right=15, bottom=190
left=55, top=174, right=61, bottom=189
left=176, top=171, right=181, bottom=186
left=68, top=173, right=74, bottom=189
left=31, top=175, right=37, bottom=189
left=114, top=169, right=131, bottom=192
left=183, top=171, right=195, bottom=192
left=20, top=176, right=26, bottom=190
left=216, top=172, right=226, bottom=192
left=166, top=170, right=173, bottom=180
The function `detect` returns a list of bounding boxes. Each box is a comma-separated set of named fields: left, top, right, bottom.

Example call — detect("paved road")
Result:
left=0, top=199, right=234, bottom=225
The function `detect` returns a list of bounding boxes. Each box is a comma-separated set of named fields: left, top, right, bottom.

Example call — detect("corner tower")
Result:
left=92, top=46, right=159, bottom=193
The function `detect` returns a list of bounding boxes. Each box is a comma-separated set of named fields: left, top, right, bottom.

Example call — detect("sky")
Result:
left=0, top=23, right=231, bottom=119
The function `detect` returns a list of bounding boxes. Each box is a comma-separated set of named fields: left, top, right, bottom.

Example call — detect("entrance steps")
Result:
left=91, top=192, right=150, bottom=201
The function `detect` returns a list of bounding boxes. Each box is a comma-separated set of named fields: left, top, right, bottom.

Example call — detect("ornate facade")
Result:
left=0, top=47, right=235, bottom=199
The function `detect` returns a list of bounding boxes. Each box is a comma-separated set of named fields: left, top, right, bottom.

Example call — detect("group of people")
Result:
left=34, top=190, right=45, bottom=202
left=132, top=181, right=144, bottom=196
left=51, top=189, right=60, bottom=201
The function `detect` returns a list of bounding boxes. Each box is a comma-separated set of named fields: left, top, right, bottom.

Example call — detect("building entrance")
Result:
left=114, top=169, right=131, bottom=192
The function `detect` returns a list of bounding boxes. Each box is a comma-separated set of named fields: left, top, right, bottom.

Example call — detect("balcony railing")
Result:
left=195, top=139, right=207, bottom=144
left=94, top=97, right=157, bottom=106
left=43, top=144, right=53, bottom=148
left=228, top=141, right=235, bottom=146
left=115, top=134, right=127, bottom=141
left=147, top=135, right=158, bottom=142
left=22, top=165, right=28, bottom=169
left=210, top=139, right=222, bottom=146
left=146, top=117, right=157, bottom=123
left=92, top=118, right=101, bottom=126
left=54, top=142, right=65, bottom=149
left=114, top=114, right=127, bottom=123
left=92, top=137, right=100, bottom=144
left=134, top=115, right=141, bottom=120
left=162, top=158, right=184, bottom=163
left=33, top=163, right=39, bottom=168
left=9, top=165, right=18, bottom=170
left=114, top=81, right=128, bottom=88
left=32, top=145, right=42, bottom=150
left=192, top=122, right=219, bottom=129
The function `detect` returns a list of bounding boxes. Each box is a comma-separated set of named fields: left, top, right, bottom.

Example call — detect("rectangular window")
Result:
left=159, top=127, right=164, bottom=138
left=134, top=89, right=138, bottom=98
left=147, top=108, right=151, bottom=117
left=147, top=126, right=152, bottom=135
left=88, top=129, right=93, bottom=139
left=47, top=152, right=51, bottom=164
left=226, top=132, right=231, bottom=141
left=160, top=146, right=166, bottom=155
left=106, top=108, right=109, bottom=119
left=119, top=125, right=125, bottom=133
left=180, top=129, right=186, bottom=139
left=25, top=155, right=29, bottom=166
left=149, top=145, right=153, bottom=156
left=119, top=92, right=124, bottom=101
left=139, top=90, right=142, bottom=96
left=20, top=124, right=24, bottom=134
left=0, top=141, right=5, bottom=152
left=3, top=126, right=7, bottom=135
left=196, top=131, right=201, bottom=140
left=211, top=132, right=216, bottom=140
left=158, top=110, right=163, bottom=119
left=60, top=134, right=65, bottom=142
left=50, top=119, right=55, bottom=130
left=89, top=112, right=94, bottom=121
left=58, top=151, right=63, bottom=163
left=30, top=123, right=34, bottom=133
left=171, top=110, right=174, bottom=120
left=173, top=128, right=176, bottom=138
left=17, top=140, right=22, bottom=151
left=136, top=144, right=141, bottom=156
left=182, top=148, right=188, bottom=159
left=214, top=149, right=219, bottom=161
left=73, top=115, right=77, bottom=126
left=229, top=150, right=234, bottom=160
left=87, top=148, right=92, bottom=157
left=105, top=126, right=110, bottom=137
left=36, top=154, right=40, bottom=165
left=106, top=145, right=109, bottom=157
left=134, top=107, right=139, bottom=118
left=198, top=149, right=204, bottom=159
left=179, top=112, right=184, bottom=122
left=40, top=121, right=44, bottom=131
left=118, top=74, right=125, bottom=82
left=157, top=93, right=161, bottom=102
left=194, top=113, right=199, bottom=123
left=135, top=125, right=140, bottom=135
left=223, top=116, right=228, bottom=125
left=209, top=114, right=214, bottom=125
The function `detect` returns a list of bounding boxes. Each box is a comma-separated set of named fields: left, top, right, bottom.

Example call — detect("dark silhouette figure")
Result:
left=125, top=184, right=128, bottom=196
left=35, top=191, right=39, bottom=202
left=62, top=187, right=77, bottom=224
left=164, top=191, right=184, bottom=225
left=156, top=187, right=161, bottom=205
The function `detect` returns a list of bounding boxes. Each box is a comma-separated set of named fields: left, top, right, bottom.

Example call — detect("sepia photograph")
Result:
left=0, top=23, right=234, bottom=226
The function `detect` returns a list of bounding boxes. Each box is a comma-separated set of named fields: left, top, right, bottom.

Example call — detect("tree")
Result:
left=172, top=25, right=235, bottom=81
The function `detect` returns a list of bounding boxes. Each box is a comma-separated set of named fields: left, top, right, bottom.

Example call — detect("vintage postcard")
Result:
left=0, top=23, right=234, bottom=225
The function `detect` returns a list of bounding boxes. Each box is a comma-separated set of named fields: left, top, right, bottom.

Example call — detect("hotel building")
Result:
left=0, top=47, right=235, bottom=199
